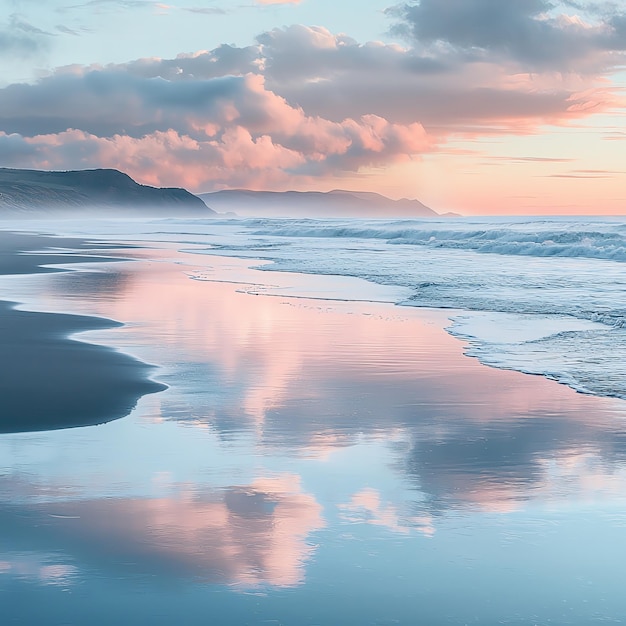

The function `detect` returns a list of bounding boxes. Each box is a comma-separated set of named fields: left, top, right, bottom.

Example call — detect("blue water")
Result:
left=179, top=216, right=626, bottom=399
left=2, top=217, right=626, bottom=625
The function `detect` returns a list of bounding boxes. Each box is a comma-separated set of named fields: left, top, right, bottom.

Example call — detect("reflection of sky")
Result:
left=5, top=243, right=626, bottom=507
left=0, top=553, right=78, bottom=587
left=0, top=474, right=323, bottom=587
left=4, top=233, right=626, bottom=622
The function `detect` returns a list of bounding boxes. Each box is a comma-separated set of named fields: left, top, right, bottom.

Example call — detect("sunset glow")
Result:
left=1, top=1, right=624, bottom=214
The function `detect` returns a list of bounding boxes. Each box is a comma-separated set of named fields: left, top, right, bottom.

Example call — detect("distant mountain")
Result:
left=0, top=168, right=214, bottom=217
left=198, top=189, right=444, bottom=218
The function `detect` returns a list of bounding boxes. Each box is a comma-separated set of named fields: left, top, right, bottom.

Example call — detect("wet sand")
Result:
left=0, top=231, right=165, bottom=433
left=3, top=229, right=626, bottom=625
left=0, top=231, right=124, bottom=275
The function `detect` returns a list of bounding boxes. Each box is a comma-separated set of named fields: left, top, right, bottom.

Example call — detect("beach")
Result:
left=0, top=232, right=164, bottom=433
left=2, top=221, right=626, bottom=624
left=4, top=0, right=626, bottom=620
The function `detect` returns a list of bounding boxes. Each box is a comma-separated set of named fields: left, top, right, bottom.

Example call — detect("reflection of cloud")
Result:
left=298, top=432, right=356, bottom=460
left=41, top=247, right=626, bottom=519
left=405, top=425, right=626, bottom=515
left=340, top=488, right=435, bottom=536
left=534, top=451, right=626, bottom=504
left=2, top=474, right=324, bottom=587
left=0, top=554, right=78, bottom=587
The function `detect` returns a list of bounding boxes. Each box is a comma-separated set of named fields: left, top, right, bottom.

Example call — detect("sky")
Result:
left=0, top=0, right=625, bottom=215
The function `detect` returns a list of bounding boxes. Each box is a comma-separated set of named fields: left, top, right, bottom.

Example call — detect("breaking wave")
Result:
left=246, top=217, right=626, bottom=263
left=176, top=216, right=626, bottom=401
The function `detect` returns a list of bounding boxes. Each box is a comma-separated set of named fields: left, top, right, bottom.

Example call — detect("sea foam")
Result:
left=180, top=216, right=626, bottom=401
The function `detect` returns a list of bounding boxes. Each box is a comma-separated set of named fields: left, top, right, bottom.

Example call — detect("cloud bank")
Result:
left=0, top=1, right=624, bottom=191
left=391, top=0, right=626, bottom=72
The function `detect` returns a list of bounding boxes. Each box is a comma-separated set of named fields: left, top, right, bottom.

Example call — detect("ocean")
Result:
left=2, top=215, right=626, bottom=625
left=92, top=215, right=626, bottom=400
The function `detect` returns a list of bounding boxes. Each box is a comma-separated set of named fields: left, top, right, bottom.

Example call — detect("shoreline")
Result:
left=0, top=231, right=165, bottom=434
left=4, top=226, right=626, bottom=624
left=4, top=223, right=626, bottom=410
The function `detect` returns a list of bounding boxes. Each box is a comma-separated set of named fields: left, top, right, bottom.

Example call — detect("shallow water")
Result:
left=3, top=224, right=626, bottom=624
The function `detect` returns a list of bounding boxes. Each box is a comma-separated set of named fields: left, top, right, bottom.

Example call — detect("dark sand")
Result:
left=0, top=231, right=128, bottom=275
left=0, top=231, right=165, bottom=433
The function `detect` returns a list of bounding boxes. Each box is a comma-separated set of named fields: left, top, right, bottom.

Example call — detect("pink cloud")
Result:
left=0, top=14, right=624, bottom=191
left=0, top=68, right=432, bottom=191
